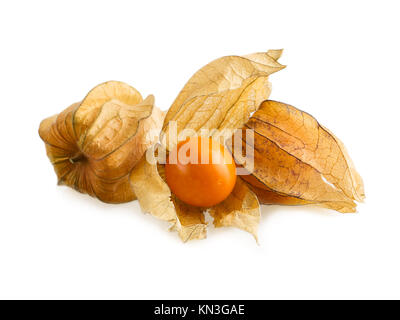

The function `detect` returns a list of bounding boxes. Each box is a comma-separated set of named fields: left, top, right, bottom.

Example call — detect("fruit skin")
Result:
left=165, top=137, right=237, bottom=207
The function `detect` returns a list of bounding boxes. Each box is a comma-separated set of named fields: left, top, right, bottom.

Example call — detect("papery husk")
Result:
left=39, top=50, right=366, bottom=243
left=170, top=195, right=207, bottom=242
left=235, top=100, right=365, bottom=213
left=130, top=144, right=262, bottom=241
left=130, top=149, right=207, bottom=242
left=161, top=50, right=285, bottom=148
left=209, top=178, right=261, bottom=241
left=129, top=50, right=285, bottom=241
left=39, top=81, right=164, bottom=203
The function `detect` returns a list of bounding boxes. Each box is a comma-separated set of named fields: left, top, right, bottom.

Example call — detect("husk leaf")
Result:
left=130, top=149, right=207, bottom=242
left=161, top=50, right=285, bottom=148
left=209, top=178, right=261, bottom=241
left=39, top=81, right=164, bottom=203
left=236, top=100, right=365, bottom=213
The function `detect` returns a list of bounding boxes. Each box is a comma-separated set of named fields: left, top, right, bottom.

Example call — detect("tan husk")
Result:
left=234, top=100, right=365, bottom=213
left=129, top=50, right=286, bottom=241
left=130, top=151, right=260, bottom=241
left=39, top=81, right=164, bottom=203
left=209, top=178, right=260, bottom=241
left=161, top=49, right=285, bottom=148
left=130, top=149, right=207, bottom=242
left=39, top=50, right=365, bottom=243
left=170, top=195, right=207, bottom=242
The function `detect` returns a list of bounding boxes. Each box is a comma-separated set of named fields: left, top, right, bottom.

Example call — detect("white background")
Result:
left=0, top=0, right=399, bottom=300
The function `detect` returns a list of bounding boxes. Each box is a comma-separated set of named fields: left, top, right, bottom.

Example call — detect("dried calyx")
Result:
left=39, top=50, right=365, bottom=242
left=39, top=81, right=164, bottom=203
left=235, top=100, right=365, bottom=213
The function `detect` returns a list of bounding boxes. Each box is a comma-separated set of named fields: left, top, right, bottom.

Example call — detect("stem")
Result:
left=69, top=152, right=85, bottom=164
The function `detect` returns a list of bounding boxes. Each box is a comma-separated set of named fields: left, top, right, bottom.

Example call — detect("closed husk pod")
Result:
left=39, top=81, right=164, bottom=203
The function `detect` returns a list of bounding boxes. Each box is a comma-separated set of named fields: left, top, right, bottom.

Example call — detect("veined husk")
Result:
left=130, top=147, right=259, bottom=242
left=161, top=49, right=285, bottom=149
left=38, top=50, right=365, bottom=243
left=235, top=100, right=365, bottom=213
left=130, top=52, right=365, bottom=242
left=39, top=81, right=164, bottom=203
left=131, top=50, right=285, bottom=241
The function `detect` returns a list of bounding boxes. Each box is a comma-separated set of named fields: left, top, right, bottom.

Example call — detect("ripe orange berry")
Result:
left=165, top=137, right=237, bottom=207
